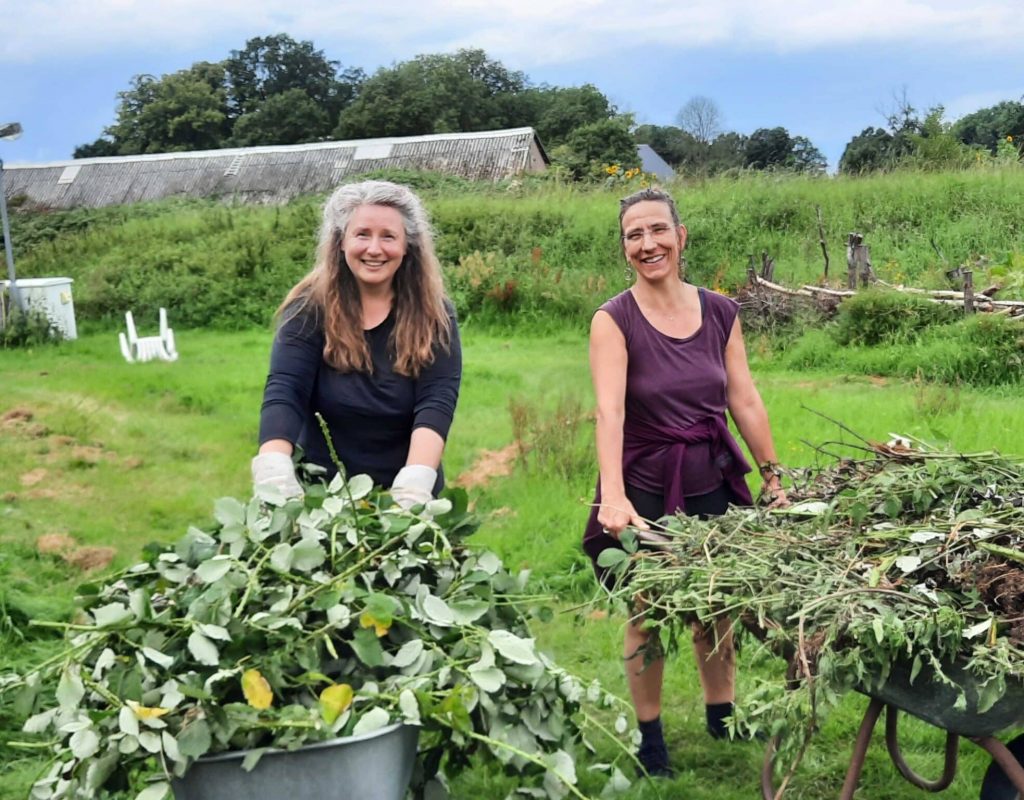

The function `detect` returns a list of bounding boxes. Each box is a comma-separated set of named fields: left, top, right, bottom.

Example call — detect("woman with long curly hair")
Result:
left=253, top=180, right=461, bottom=508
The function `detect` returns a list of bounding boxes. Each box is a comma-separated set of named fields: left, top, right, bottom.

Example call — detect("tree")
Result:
left=790, top=136, right=827, bottom=174
left=224, top=34, right=363, bottom=129
left=231, top=88, right=330, bottom=146
left=526, top=84, right=616, bottom=147
left=676, top=96, right=723, bottom=145
left=335, top=49, right=529, bottom=139
left=633, top=124, right=703, bottom=171
left=744, top=127, right=794, bottom=169
left=102, top=64, right=231, bottom=154
left=706, top=132, right=748, bottom=173
left=554, top=118, right=639, bottom=179
left=73, top=137, right=119, bottom=159
left=904, top=107, right=973, bottom=170
left=954, top=100, right=1024, bottom=154
left=839, top=127, right=895, bottom=174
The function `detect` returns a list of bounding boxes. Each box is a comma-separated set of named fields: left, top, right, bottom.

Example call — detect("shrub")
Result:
left=832, top=289, right=958, bottom=345
left=0, top=304, right=61, bottom=348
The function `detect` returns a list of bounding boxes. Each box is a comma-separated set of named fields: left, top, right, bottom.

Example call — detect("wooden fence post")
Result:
left=846, top=233, right=858, bottom=290
left=963, top=270, right=974, bottom=314
left=816, top=205, right=830, bottom=281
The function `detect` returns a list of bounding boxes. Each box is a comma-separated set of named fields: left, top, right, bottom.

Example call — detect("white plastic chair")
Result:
left=119, top=308, right=179, bottom=363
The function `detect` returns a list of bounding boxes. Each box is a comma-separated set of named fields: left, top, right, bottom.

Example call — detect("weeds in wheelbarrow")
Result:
left=596, top=432, right=1024, bottom=785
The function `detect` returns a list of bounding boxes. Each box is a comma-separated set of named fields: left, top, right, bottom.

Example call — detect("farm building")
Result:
left=2, top=127, right=548, bottom=211
left=636, top=144, right=674, bottom=181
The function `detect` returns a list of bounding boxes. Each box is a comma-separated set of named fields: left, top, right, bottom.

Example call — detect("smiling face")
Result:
left=341, top=204, right=408, bottom=292
left=620, top=200, right=687, bottom=284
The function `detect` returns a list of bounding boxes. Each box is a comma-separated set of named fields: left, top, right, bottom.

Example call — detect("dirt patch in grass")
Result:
left=64, top=547, right=116, bottom=571
left=20, top=468, right=48, bottom=487
left=2, top=407, right=34, bottom=424
left=36, top=532, right=116, bottom=572
left=2, top=407, right=50, bottom=438
left=36, top=532, right=78, bottom=554
left=453, top=443, right=519, bottom=490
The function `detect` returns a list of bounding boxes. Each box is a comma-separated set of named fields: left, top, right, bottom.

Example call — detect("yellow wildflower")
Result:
left=1008, top=135, right=1014, bottom=143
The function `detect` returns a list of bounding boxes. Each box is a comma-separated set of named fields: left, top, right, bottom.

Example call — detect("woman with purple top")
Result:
left=584, top=186, right=787, bottom=777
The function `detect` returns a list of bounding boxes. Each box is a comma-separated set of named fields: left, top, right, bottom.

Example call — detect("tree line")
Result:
left=839, top=94, right=1024, bottom=173
left=73, top=34, right=1023, bottom=178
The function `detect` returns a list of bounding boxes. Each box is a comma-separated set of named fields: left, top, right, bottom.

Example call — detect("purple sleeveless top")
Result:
left=606, top=287, right=737, bottom=495
left=582, top=286, right=755, bottom=564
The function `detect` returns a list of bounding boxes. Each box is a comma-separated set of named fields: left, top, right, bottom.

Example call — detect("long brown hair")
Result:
left=278, top=180, right=452, bottom=377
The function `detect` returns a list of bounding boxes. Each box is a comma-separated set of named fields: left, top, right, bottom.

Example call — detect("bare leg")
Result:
left=625, top=617, right=664, bottom=720
left=692, top=618, right=735, bottom=704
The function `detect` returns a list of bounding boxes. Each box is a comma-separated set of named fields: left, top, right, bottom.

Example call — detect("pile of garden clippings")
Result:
left=601, top=436, right=1024, bottom=752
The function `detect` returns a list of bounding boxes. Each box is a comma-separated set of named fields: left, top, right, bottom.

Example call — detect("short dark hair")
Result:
left=618, top=187, right=681, bottom=235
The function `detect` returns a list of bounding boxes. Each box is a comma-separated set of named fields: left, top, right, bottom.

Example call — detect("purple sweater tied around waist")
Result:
left=582, top=413, right=753, bottom=555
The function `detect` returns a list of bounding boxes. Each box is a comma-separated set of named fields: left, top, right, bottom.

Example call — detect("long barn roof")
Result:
left=3, top=128, right=548, bottom=210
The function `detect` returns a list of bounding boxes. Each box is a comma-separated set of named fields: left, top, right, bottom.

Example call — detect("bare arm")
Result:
left=590, top=310, right=649, bottom=534
left=405, top=427, right=445, bottom=470
left=724, top=316, right=788, bottom=506
left=259, top=439, right=293, bottom=456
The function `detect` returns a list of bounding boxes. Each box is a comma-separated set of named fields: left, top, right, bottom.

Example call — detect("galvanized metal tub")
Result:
left=172, top=723, right=419, bottom=800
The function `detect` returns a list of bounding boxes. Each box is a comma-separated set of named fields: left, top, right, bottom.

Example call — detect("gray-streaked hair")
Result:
left=279, top=180, right=451, bottom=376
left=318, top=180, right=431, bottom=254
left=618, top=186, right=682, bottom=234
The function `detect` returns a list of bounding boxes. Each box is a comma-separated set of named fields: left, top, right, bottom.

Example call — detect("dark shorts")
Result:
left=585, top=482, right=733, bottom=590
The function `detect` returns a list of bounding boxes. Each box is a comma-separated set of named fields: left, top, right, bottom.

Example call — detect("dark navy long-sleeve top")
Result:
left=258, top=303, right=461, bottom=492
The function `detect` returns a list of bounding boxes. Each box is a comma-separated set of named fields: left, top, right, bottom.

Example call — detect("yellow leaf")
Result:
left=241, top=669, right=274, bottom=710
left=319, top=683, right=354, bottom=725
left=359, top=612, right=390, bottom=638
left=126, top=700, right=170, bottom=719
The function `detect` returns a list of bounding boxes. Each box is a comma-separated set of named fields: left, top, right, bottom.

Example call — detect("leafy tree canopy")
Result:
left=954, top=100, right=1024, bottom=154
left=334, top=48, right=532, bottom=139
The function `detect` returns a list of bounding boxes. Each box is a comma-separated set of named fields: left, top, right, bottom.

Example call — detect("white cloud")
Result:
left=3, top=0, right=1024, bottom=66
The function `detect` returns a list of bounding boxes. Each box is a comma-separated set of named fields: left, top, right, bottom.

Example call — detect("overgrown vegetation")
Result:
left=0, top=305, right=61, bottom=349
left=10, top=170, right=1024, bottom=334
left=599, top=443, right=1024, bottom=780
left=11, top=475, right=634, bottom=800
left=781, top=301, right=1024, bottom=387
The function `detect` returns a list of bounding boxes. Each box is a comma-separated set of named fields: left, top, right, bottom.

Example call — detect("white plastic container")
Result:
left=1, top=277, right=77, bottom=339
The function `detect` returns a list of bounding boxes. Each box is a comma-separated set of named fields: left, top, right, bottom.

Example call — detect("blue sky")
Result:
left=2, top=0, right=1022, bottom=171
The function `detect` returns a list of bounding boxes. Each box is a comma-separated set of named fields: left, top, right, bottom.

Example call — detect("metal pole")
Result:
left=0, top=157, right=27, bottom=312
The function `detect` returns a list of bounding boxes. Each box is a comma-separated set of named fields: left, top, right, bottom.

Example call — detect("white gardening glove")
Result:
left=251, top=452, right=303, bottom=500
left=390, top=464, right=437, bottom=510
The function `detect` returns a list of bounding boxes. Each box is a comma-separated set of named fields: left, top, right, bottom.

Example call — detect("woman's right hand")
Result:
left=597, top=496, right=650, bottom=539
left=251, top=451, right=303, bottom=500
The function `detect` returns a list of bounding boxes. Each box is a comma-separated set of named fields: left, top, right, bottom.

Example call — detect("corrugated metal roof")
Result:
left=4, top=128, right=549, bottom=210
left=637, top=144, right=674, bottom=181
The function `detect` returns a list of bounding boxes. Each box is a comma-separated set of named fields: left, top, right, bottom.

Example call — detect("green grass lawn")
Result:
left=2, top=326, right=1022, bottom=798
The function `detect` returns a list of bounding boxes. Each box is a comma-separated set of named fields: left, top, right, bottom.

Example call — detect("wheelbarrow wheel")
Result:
left=980, top=734, right=1024, bottom=800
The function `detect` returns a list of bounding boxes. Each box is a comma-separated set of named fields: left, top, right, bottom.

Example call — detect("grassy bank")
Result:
left=2, top=328, right=1023, bottom=798
left=9, top=168, right=1024, bottom=333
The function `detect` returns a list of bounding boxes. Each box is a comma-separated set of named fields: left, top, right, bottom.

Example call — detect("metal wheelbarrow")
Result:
left=759, top=654, right=1024, bottom=799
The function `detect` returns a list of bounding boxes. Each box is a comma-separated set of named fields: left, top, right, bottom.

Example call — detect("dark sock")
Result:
left=706, top=702, right=733, bottom=739
left=637, top=717, right=673, bottom=777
